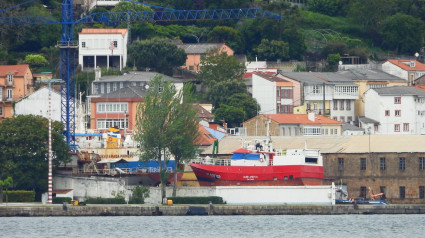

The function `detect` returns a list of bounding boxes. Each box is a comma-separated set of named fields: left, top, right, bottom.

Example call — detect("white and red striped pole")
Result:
left=48, top=82, right=53, bottom=204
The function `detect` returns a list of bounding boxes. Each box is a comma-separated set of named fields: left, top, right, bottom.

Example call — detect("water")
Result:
left=0, top=215, right=424, bottom=238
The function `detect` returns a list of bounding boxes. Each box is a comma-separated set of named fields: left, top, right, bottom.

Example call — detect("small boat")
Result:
left=335, top=187, right=389, bottom=205
left=190, top=137, right=324, bottom=186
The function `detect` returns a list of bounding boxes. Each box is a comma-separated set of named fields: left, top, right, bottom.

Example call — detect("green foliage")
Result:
left=347, top=0, right=394, bottom=31
left=53, top=197, right=72, bottom=204
left=0, top=115, right=70, bottom=200
left=167, top=196, right=225, bottom=204
left=381, top=13, right=425, bottom=54
left=207, top=26, right=245, bottom=53
left=225, top=93, right=260, bottom=120
left=129, top=185, right=150, bottom=204
left=214, top=104, right=245, bottom=128
left=328, top=53, right=341, bottom=65
left=111, top=1, right=152, bottom=12
left=254, top=39, right=289, bottom=61
left=4, top=190, right=35, bottom=202
left=307, top=0, right=339, bottom=16
left=0, top=176, right=13, bottom=203
left=206, top=80, right=247, bottom=110
left=23, top=54, right=48, bottom=67
left=197, top=49, right=246, bottom=86
left=85, top=197, right=126, bottom=204
left=129, top=38, right=186, bottom=76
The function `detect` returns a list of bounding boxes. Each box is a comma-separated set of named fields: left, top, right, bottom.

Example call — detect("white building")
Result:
left=382, top=59, right=425, bottom=85
left=364, top=86, right=425, bottom=134
left=14, top=87, right=61, bottom=121
left=78, top=28, right=128, bottom=71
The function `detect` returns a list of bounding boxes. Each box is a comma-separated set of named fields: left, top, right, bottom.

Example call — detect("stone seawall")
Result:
left=1, top=204, right=425, bottom=217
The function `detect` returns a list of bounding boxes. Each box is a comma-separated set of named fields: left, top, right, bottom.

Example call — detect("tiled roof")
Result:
left=262, top=114, right=343, bottom=125
left=387, top=59, right=425, bottom=71
left=414, top=85, right=425, bottom=91
left=96, top=71, right=182, bottom=83
left=342, top=123, right=363, bottom=131
left=280, top=72, right=354, bottom=85
left=195, top=125, right=217, bottom=146
left=253, top=72, right=292, bottom=84
left=79, top=28, right=128, bottom=36
left=98, top=86, right=146, bottom=99
left=372, top=86, right=425, bottom=96
left=0, top=64, right=30, bottom=77
left=337, top=69, right=404, bottom=81
left=194, top=103, right=213, bottom=121
left=177, top=43, right=226, bottom=54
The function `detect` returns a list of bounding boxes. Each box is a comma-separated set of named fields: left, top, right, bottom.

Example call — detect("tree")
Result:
left=167, top=84, right=199, bottom=197
left=254, top=39, right=289, bottom=61
left=0, top=115, right=70, bottom=200
left=225, top=93, right=260, bottom=121
left=207, top=26, right=245, bottom=53
left=206, top=80, right=247, bottom=110
left=197, top=49, right=246, bottom=87
left=23, top=54, right=48, bottom=67
left=0, top=177, right=13, bottom=203
left=348, top=0, right=395, bottom=31
left=381, top=13, right=425, bottom=54
left=307, top=0, right=339, bottom=16
left=213, top=104, right=245, bottom=128
left=129, top=38, right=186, bottom=76
left=129, top=185, right=150, bottom=204
left=135, top=76, right=182, bottom=203
left=111, top=1, right=152, bottom=12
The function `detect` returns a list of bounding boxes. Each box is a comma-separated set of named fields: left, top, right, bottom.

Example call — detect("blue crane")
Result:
left=0, top=0, right=280, bottom=150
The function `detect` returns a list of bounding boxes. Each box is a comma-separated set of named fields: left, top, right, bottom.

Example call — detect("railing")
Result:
left=191, top=157, right=231, bottom=166
left=77, top=166, right=173, bottom=175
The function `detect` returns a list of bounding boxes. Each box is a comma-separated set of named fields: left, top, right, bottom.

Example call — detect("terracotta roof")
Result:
left=195, top=125, right=217, bottom=146
left=0, top=64, right=30, bottom=77
left=52, top=189, right=73, bottom=194
left=79, top=28, right=128, bottom=36
left=194, top=103, right=213, bottom=121
left=262, top=113, right=343, bottom=125
left=253, top=72, right=293, bottom=86
left=387, top=59, right=425, bottom=71
left=245, top=71, right=275, bottom=79
left=414, top=85, right=425, bottom=91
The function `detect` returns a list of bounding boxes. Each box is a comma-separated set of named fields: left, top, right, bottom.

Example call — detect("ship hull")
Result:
left=190, top=163, right=323, bottom=186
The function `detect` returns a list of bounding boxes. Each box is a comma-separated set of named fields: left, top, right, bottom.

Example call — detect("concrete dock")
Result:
left=1, top=203, right=425, bottom=216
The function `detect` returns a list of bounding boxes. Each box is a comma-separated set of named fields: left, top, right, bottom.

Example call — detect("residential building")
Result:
left=279, top=72, right=358, bottom=123
left=382, top=59, right=425, bottom=85
left=78, top=28, right=128, bottom=71
left=337, top=69, right=407, bottom=117
left=243, top=113, right=343, bottom=136
left=14, top=86, right=61, bottom=121
left=176, top=43, right=234, bottom=72
left=252, top=72, right=294, bottom=114
left=0, top=64, right=34, bottom=119
left=364, top=86, right=425, bottom=134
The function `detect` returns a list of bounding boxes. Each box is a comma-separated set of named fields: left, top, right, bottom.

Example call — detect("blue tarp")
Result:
left=231, top=153, right=260, bottom=160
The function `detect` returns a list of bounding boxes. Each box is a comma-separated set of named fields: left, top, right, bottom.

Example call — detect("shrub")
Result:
left=85, top=197, right=126, bottom=204
left=53, top=197, right=72, bottom=204
left=167, top=196, right=225, bottom=204
left=128, top=185, right=150, bottom=204
left=4, top=190, right=36, bottom=202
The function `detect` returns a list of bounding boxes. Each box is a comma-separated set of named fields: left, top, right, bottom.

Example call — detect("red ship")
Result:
left=190, top=138, right=323, bottom=186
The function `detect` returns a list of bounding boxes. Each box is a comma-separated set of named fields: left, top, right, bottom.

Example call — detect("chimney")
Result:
left=95, top=66, right=101, bottom=81
left=308, top=111, right=315, bottom=122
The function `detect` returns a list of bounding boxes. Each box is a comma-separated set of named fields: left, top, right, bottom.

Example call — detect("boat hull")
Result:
left=190, top=163, right=323, bottom=186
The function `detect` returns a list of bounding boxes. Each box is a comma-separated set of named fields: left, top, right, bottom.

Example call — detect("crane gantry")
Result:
left=0, top=0, right=281, bottom=149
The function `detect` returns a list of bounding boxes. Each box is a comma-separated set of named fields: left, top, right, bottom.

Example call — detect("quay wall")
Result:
left=1, top=204, right=425, bottom=217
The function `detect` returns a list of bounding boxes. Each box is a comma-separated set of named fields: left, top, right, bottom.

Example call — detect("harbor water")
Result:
left=1, top=214, right=424, bottom=238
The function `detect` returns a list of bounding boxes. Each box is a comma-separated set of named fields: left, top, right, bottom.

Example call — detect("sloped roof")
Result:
left=79, top=28, right=128, bottom=36
left=253, top=72, right=292, bottom=84
left=261, top=114, right=343, bottom=125
left=358, top=116, right=380, bottom=124
left=372, top=86, right=425, bottom=96
left=280, top=72, right=355, bottom=85
left=195, top=125, right=217, bottom=146
left=98, top=86, right=146, bottom=99
left=96, top=71, right=182, bottom=83
left=342, top=123, right=363, bottom=131
left=177, top=43, right=226, bottom=54
left=0, top=64, right=30, bottom=77
left=194, top=103, right=213, bottom=121
left=387, top=59, right=425, bottom=71
left=337, top=69, right=404, bottom=81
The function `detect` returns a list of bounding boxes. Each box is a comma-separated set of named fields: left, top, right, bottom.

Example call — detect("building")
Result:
left=337, top=69, right=407, bottom=117
left=0, top=64, right=34, bottom=119
left=14, top=86, right=61, bottom=121
left=279, top=72, right=359, bottom=123
left=364, top=86, right=425, bottom=135
left=176, top=43, right=234, bottom=72
left=382, top=59, right=425, bottom=85
left=252, top=72, right=294, bottom=114
left=78, top=28, right=129, bottom=71
left=243, top=113, right=343, bottom=136
left=200, top=135, right=425, bottom=204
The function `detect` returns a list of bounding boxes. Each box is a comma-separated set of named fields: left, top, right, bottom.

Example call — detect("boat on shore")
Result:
left=190, top=137, right=324, bottom=186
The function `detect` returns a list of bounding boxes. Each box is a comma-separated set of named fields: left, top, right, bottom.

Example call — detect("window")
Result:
left=340, top=116, right=345, bottom=122
left=394, top=124, right=400, bottom=132
left=419, top=157, right=424, bottom=170
left=385, top=110, right=390, bottom=116
left=82, top=42, right=86, bottom=48
left=0, top=107, right=2, bottom=115
left=189, top=65, right=194, bottom=70
left=380, top=186, right=386, bottom=195
left=97, top=103, right=128, bottom=113
left=97, top=119, right=128, bottom=129
left=313, top=85, right=320, bottom=94
left=303, top=127, right=321, bottom=136
left=360, top=158, right=366, bottom=170
left=395, top=110, right=401, bottom=116
left=399, top=157, right=406, bottom=171
left=403, top=123, right=409, bottom=132
left=332, top=116, right=338, bottom=121
left=7, top=74, right=13, bottom=85
left=334, top=129, right=338, bottom=135
left=333, top=100, right=338, bottom=110
left=339, top=99, right=344, bottom=110
left=338, top=158, right=344, bottom=171
left=394, top=97, right=401, bottom=104
left=400, top=186, right=405, bottom=199
left=360, top=186, right=367, bottom=198
left=306, top=103, right=311, bottom=110
left=346, top=100, right=351, bottom=110
left=374, top=125, right=379, bottom=132
left=113, top=41, right=118, bottom=47
left=380, top=157, right=386, bottom=170
left=347, top=116, right=353, bottom=122
left=420, top=186, right=425, bottom=199
left=7, top=89, right=12, bottom=100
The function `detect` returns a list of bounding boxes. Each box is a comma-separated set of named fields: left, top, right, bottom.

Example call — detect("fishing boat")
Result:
left=190, top=137, right=324, bottom=186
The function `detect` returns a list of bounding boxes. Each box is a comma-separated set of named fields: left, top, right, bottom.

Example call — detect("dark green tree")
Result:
left=226, top=93, right=260, bottom=121
left=381, top=13, right=425, bottom=54
left=206, top=80, right=247, bottom=110
left=129, top=38, right=186, bottom=75
left=348, top=0, right=395, bottom=31
left=0, top=115, right=70, bottom=200
left=207, top=26, right=245, bottom=53
left=213, top=104, right=245, bottom=128
left=111, top=1, right=152, bottom=12
left=254, top=39, right=289, bottom=61
left=307, top=0, right=339, bottom=16
left=0, top=177, right=13, bottom=203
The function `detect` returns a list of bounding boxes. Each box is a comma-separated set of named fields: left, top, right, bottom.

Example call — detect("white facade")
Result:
left=382, top=60, right=425, bottom=85
left=364, top=88, right=425, bottom=134
left=382, top=61, right=409, bottom=80
left=14, top=87, right=61, bottom=121
left=78, top=28, right=128, bottom=71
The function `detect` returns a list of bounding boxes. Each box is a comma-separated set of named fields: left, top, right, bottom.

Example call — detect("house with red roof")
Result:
left=78, top=28, right=128, bottom=71
left=243, top=113, right=343, bottom=136
left=0, top=64, right=34, bottom=119
left=382, top=59, right=425, bottom=85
